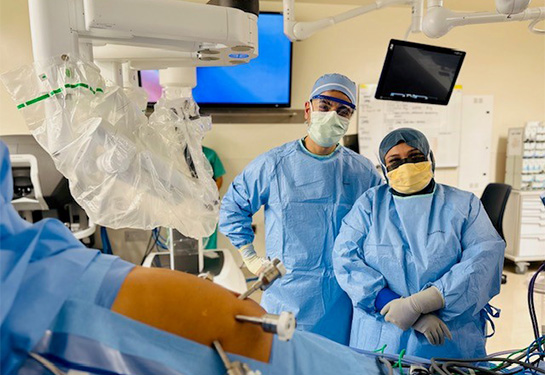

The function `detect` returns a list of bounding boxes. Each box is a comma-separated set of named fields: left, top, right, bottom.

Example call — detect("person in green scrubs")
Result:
left=202, top=146, right=226, bottom=249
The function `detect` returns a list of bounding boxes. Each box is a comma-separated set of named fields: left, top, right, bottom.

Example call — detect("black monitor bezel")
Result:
left=375, top=39, right=466, bottom=106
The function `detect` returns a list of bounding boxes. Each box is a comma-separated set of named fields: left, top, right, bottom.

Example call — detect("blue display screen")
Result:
left=140, top=13, right=292, bottom=107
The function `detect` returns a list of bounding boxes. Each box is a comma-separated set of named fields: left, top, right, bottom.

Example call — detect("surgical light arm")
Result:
left=423, top=0, right=545, bottom=38
left=282, top=0, right=423, bottom=41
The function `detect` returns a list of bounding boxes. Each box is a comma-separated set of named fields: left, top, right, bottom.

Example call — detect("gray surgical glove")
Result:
left=380, top=287, right=445, bottom=331
left=413, top=314, right=452, bottom=346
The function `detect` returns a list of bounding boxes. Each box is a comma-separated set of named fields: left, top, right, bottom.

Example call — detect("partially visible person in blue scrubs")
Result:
left=0, top=140, right=386, bottom=375
left=333, top=128, right=505, bottom=359
left=202, top=146, right=226, bottom=249
left=0, top=140, right=268, bottom=373
left=0, top=140, right=128, bottom=373
left=219, top=73, right=382, bottom=345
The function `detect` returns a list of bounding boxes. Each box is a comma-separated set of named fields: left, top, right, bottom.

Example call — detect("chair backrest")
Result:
left=480, top=183, right=512, bottom=240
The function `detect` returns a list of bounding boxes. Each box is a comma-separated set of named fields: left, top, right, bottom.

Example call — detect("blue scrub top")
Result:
left=0, top=140, right=133, bottom=374
left=333, top=183, right=505, bottom=358
left=220, top=139, right=382, bottom=344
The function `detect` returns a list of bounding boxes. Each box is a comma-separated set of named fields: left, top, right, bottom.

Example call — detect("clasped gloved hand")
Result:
left=238, top=243, right=267, bottom=275
left=380, top=286, right=444, bottom=331
left=413, top=314, right=452, bottom=346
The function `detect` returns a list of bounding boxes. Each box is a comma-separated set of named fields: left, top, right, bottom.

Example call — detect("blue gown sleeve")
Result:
left=375, top=288, right=401, bottom=311
left=429, top=195, right=505, bottom=321
left=219, top=153, right=274, bottom=249
left=333, top=193, right=387, bottom=312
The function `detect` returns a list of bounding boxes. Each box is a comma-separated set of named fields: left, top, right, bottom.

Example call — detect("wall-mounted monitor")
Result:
left=375, top=39, right=466, bottom=106
left=140, top=12, right=292, bottom=108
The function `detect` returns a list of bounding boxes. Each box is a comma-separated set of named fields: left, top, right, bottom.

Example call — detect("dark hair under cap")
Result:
left=379, top=128, right=431, bottom=165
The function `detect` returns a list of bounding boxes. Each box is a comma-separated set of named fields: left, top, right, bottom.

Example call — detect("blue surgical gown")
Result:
left=0, top=140, right=133, bottom=374
left=219, top=140, right=382, bottom=344
left=333, top=184, right=505, bottom=358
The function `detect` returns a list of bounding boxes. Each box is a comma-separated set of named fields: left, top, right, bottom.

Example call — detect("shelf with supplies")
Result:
left=506, top=122, right=545, bottom=190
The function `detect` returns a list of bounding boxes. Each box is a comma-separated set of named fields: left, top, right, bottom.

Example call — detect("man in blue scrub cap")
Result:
left=219, top=73, right=382, bottom=345
left=333, top=128, right=505, bottom=358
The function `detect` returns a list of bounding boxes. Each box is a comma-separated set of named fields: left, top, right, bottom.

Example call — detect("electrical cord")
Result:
left=426, top=262, right=545, bottom=375
left=430, top=360, right=496, bottom=375
left=372, top=338, right=543, bottom=373
left=368, top=261, right=545, bottom=375
left=393, top=349, right=407, bottom=375
left=528, top=263, right=545, bottom=352
left=492, top=345, right=540, bottom=372
left=526, top=336, right=545, bottom=370
left=426, top=343, right=540, bottom=374
left=139, top=231, right=155, bottom=265
left=445, top=366, right=470, bottom=375
left=152, top=228, right=169, bottom=250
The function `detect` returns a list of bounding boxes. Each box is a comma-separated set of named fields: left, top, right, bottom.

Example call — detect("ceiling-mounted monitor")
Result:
left=375, top=39, right=466, bottom=106
left=140, top=12, right=292, bottom=108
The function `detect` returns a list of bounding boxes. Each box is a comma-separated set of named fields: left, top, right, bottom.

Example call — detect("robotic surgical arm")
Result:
left=28, top=0, right=258, bottom=66
left=2, top=0, right=260, bottom=238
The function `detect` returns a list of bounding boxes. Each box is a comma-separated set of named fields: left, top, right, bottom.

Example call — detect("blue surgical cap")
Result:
left=379, top=128, right=431, bottom=164
left=309, top=73, right=357, bottom=104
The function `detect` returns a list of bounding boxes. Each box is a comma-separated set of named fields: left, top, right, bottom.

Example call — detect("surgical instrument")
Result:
left=212, top=340, right=262, bottom=375
left=238, top=258, right=286, bottom=300
left=235, top=311, right=296, bottom=341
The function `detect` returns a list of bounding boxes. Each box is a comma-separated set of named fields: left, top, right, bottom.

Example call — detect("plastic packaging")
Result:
left=1, top=55, right=219, bottom=238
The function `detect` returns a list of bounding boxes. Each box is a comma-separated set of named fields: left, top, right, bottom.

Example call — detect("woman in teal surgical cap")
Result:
left=333, top=128, right=505, bottom=358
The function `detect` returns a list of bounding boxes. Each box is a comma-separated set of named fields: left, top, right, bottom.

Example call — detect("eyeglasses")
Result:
left=386, top=154, right=428, bottom=172
left=310, top=95, right=355, bottom=119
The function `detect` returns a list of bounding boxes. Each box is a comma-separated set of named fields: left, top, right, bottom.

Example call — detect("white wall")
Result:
left=1, top=0, right=544, bottom=256
left=0, top=0, right=33, bottom=135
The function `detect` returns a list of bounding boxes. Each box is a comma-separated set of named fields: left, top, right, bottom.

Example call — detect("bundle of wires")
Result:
left=429, top=347, right=545, bottom=374
left=529, top=263, right=545, bottom=352
left=376, top=337, right=545, bottom=375
left=152, top=228, right=169, bottom=251
left=427, top=262, right=545, bottom=375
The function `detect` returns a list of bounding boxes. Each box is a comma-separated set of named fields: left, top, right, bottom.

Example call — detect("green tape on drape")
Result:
left=17, top=83, right=105, bottom=109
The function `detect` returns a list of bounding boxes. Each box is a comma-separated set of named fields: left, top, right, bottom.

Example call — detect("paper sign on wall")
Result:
left=357, top=84, right=463, bottom=168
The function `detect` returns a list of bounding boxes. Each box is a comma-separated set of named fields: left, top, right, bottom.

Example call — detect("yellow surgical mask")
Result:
left=387, top=161, right=433, bottom=195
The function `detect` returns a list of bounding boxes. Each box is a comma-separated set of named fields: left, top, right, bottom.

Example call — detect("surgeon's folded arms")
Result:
left=380, top=286, right=445, bottom=331
left=111, top=266, right=273, bottom=362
